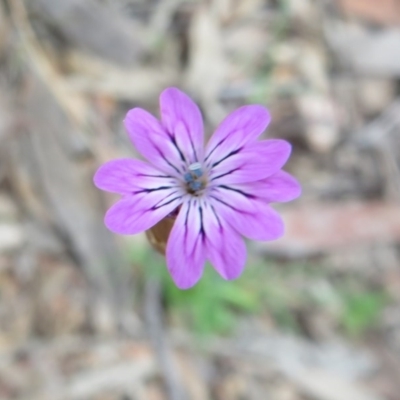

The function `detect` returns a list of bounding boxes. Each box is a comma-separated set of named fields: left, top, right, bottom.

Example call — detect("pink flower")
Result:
left=94, top=88, right=301, bottom=289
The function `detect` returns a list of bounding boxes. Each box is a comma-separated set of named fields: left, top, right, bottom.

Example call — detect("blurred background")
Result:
left=0, top=0, right=400, bottom=399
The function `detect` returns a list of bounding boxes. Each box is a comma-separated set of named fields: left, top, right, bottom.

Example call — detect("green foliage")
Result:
left=162, top=265, right=260, bottom=335
left=128, top=245, right=260, bottom=335
left=158, top=258, right=312, bottom=336
left=128, top=244, right=389, bottom=339
left=340, top=290, right=387, bottom=338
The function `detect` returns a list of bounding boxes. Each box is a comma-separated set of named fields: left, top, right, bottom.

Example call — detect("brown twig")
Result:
left=144, top=272, right=187, bottom=400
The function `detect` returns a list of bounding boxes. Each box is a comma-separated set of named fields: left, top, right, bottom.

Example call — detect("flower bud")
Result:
left=145, top=215, right=176, bottom=255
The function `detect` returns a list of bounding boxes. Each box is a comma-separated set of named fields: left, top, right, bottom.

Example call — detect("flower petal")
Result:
left=160, top=87, right=204, bottom=164
left=209, top=186, right=284, bottom=241
left=208, top=139, right=292, bottom=184
left=239, top=170, right=302, bottom=203
left=124, top=108, right=187, bottom=176
left=201, top=201, right=247, bottom=280
left=166, top=199, right=206, bottom=289
left=205, top=105, right=271, bottom=167
left=105, top=189, right=183, bottom=235
left=93, top=158, right=177, bottom=194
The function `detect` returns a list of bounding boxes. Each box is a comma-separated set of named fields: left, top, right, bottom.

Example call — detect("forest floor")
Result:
left=0, top=0, right=400, bottom=399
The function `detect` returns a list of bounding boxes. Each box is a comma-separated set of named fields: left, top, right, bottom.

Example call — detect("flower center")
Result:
left=184, top=163, right=206, bottom=195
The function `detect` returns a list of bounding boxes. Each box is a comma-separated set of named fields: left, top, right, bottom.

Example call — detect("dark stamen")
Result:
left=184, top=163, right=206, bottom=195
left=189, top=181, right=202, bottom=191
left=184, top=172, right=194, bottom=183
